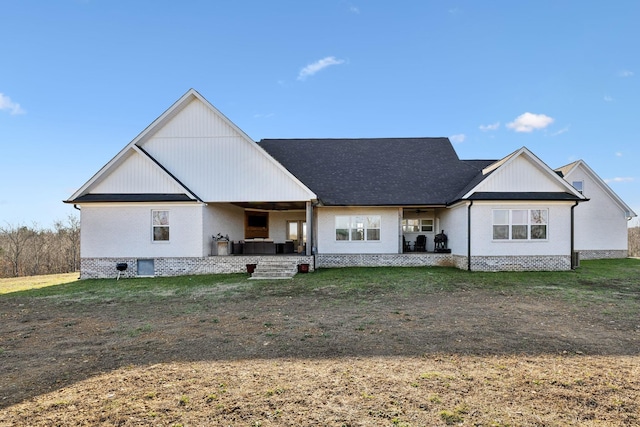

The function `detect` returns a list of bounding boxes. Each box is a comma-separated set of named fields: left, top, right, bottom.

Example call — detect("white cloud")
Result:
left=253, top=112, right=275, bottom=119
left=479, top=122, right=500, bottom=131
left=506, top=112, right=554, bottom=133
left=604, top=95, right=613, bottom=102
left=615, top=152, right=623, bottom=157
left=449, top=134, right=465, bottom=144
left=349, top=5, right=360, bottom=14
left=605, top=177, right=634, bottom=184
left=0, top=93, right=26, bottom=115
left=618, top=70, right=634, bottom=78
left=551, top=126, right=570, bottom=136
left=298, top=56, right=345, bottom=81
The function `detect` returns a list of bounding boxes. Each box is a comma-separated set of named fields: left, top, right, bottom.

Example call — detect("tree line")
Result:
left=0, top=215, right=80, bottom=278
left=629, top=226, right=640, bottom=258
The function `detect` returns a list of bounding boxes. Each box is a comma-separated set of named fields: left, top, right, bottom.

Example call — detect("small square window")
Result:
left=572, top=181, right=584, bottom=194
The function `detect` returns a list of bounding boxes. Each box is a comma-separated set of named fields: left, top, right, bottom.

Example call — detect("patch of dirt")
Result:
left=1, top=285, right=639, bottom=426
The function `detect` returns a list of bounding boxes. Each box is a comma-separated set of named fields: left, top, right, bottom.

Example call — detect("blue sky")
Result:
left=1, top=1, right=639, bottom=227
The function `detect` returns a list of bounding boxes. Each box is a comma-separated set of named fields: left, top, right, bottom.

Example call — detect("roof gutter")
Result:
left=571, top=200, right=578, bottom=269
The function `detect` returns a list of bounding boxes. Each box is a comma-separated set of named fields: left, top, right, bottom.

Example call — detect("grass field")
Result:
left=1, top=260, right=639, bottom=426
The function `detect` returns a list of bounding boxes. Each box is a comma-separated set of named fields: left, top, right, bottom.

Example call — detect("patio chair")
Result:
left=415, top=235, right=427, bottom=252
left=403, top=236, right=412, bottom=252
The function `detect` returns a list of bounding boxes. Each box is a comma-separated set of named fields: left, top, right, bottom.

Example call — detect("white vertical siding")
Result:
left=316, top=207, right=400, bottom=254
left=92, top=151, right=186, bottom=194
left=139, top=98, right=314, bottom=202
left=565, top=167, right=629, bottom=250
left=476, top=156, right=565, bottom=192
left=80, top=204, right=205, bottom=258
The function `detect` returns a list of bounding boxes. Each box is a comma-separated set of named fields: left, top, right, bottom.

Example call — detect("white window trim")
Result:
left=151, top=210, right=170, bottom=243
left=335, top=215, right=381, bottom=242
left=402, top=218, right=434, bottom=233
left=420, top=219, right=434, bottom=232
left=492, top=208, right=548, bottom=242
left=572, top=180, right=584, bottom=194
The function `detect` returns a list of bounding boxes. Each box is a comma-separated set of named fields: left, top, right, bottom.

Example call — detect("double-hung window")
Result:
left=492, top=209, right=547, bottom=240
left=152, top=210, right=170, bottom=242
left=336, top=215, right=381, bottom=241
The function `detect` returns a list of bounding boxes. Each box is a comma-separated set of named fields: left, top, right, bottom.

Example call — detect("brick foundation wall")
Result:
left=469, top=255, right=571, bottom=272
left=575, top=250, right=628, bottom=260
left=81, top=252, right=587, bottom=278
left=80, top=255, right=314, bottom=279
left=315, top=253, right=467, bottom=269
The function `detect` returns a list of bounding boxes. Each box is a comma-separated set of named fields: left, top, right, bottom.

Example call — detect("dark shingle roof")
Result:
left=258, top=138, right=494, bottom=206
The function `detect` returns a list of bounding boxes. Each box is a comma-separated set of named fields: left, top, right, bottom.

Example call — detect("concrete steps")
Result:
left=249, top=259, right=299, bottom=279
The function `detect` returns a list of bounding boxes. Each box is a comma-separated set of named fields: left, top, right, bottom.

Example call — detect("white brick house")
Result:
left=65, top=89, right=636, bottom=277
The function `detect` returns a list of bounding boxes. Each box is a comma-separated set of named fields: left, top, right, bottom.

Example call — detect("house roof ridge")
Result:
left=259, top=136, right=451, bottom=142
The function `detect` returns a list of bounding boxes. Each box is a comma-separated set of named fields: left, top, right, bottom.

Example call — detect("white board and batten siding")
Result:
left=475, top=154, right=564, bottom=193
left=81, top=204, right=205, bottom=258
left=564, top=164, right=631, bottom=251
left=138, top=97, right=314, bottom=203
left=459, top=150, right=578, bottom=257
left=90, top=150, right=187, bottom=194
left=316, top=207, right=400, bottom=254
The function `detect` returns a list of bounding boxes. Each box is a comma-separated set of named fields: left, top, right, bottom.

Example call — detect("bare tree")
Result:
left=54, top=215, right=81, bottom=272
left=629, top=226, right=640, bottom=258
left=0, top=223, right=36, bottom=277
left=0, top=214, right=81, bottom=278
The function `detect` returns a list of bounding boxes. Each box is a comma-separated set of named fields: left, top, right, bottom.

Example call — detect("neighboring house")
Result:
left=65, top=89, right=636, bottom=278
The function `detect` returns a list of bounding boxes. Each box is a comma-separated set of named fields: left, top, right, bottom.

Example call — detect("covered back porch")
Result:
left=208, top=200, right=314, bottom=257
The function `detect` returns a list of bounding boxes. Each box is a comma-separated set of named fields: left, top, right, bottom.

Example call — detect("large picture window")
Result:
left=336, top=215, right=381, bottom=241
left=152, top=210, right=170, bottom=242
left=492, top=209, right=547, bottom=241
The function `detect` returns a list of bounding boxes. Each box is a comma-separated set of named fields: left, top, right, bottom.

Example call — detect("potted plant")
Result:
left=297, top=263, right=310, bottom=273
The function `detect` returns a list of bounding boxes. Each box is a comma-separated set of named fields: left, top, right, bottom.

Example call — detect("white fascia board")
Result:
left=572, top=160, right=637, bottom=218
left=67, top=145, right=199, bottom=202
left=67, top=91, right=199, bottom=201
left=67, top=145, right=136, bottom=201
left=481, top=148, right=519, bottom=175
left=68, top=88, right=316, bottom=202
left=462, top=147, right=586, bottom=200
left=195, top=92, right=317, bottom=200
left=137, top=89, right=317, bottom=201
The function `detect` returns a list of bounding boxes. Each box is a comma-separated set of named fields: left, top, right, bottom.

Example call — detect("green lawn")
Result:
left=2, top=259, right=638, bottom=308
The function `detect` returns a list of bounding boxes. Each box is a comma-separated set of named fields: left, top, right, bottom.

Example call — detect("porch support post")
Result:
left=306, top=201, right=313, bottom=256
